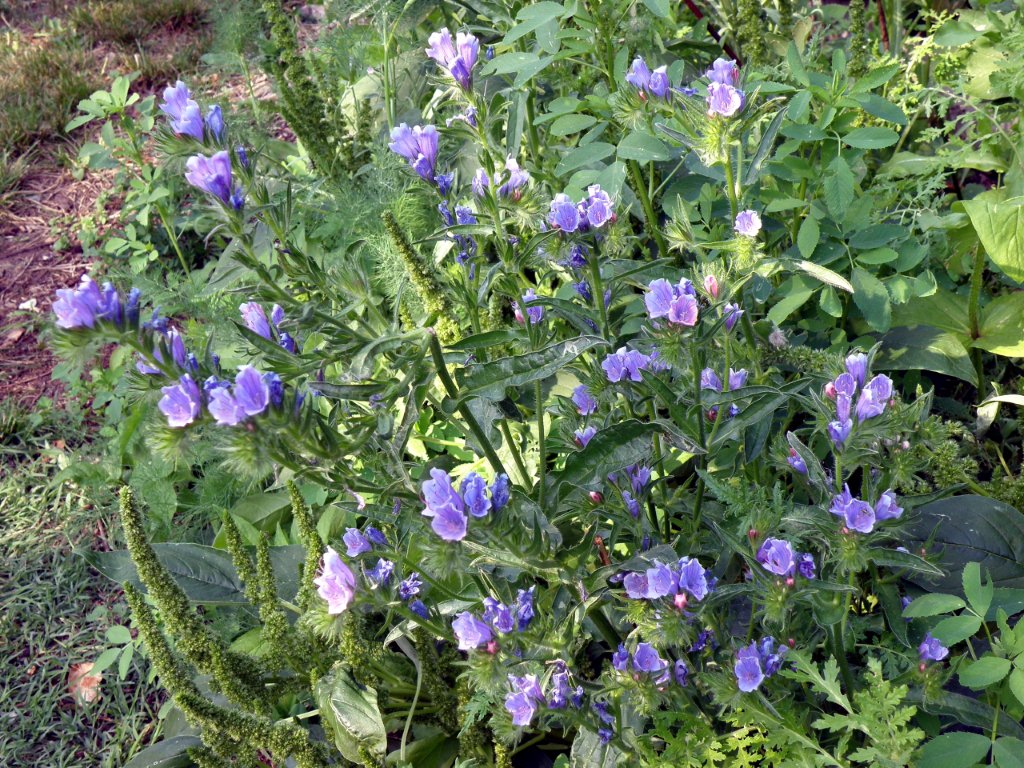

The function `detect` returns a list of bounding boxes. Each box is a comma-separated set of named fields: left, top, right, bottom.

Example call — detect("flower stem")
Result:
left=588, top=252, right=610, bottom=338
left=500, top=418, right=530, bottom=487
left=627, top=160, right=668, bottom=257
left=535, top=379, right=547, bottom=510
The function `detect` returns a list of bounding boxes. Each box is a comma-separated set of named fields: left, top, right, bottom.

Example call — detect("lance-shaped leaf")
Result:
left=555, top=420, right=664, bottom=500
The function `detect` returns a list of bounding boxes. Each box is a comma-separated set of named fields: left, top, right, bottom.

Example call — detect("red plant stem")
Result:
left=877, top=0, right=890, bottom=51
left=681, top=0, right=742, bottom=64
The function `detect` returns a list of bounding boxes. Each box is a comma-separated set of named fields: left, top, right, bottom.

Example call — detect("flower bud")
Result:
left=785, top=577, right=795, bottom=588
left=674, top=593, right=688, bottom=610
left=824, top=382, right=837, bottom=400
left=787, top=637, right=795, bottom=648
left=918, top=662, right=927, bottom=674
left=486, top=640, right=499, bottom=655
left=589, top=491, right=604, bottom=504
left=747, top=528, right=758, bottom=540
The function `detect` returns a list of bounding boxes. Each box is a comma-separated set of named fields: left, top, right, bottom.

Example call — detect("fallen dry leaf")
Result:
left=69, top=662, right=102, bottom=706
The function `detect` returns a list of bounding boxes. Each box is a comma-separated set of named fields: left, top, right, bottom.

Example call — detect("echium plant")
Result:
left=56, top=20, right=1023, bottom=768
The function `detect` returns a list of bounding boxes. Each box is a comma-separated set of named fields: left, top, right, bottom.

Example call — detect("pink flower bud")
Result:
left=589, top=491, right=603, bottom=504
left=704, top=274, right=719, bottom=299
left=674, top=593, right=688, bottom=610
left=486, top=640, right=499, bottom=655
left=824, top=382, right=837, bottom=400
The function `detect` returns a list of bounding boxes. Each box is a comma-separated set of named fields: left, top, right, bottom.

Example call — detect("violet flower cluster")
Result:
left=388, top=123, right=441, bottom=186
left=824, top=353, right=894, bottom=447
left=185, top=150, right=244, bottom=209
left=159, top=80, right=225, bottom=143
left=623, top=556, right=711, bottom=607
left=601, top=346, right=665, bottom=383
left=704, top=58, right=745, bottom=118
left=53, top=275, right=137, bottom=330
left=734, top=636, right=787, bottom=692
left=547, top=185, right=615, bottom=233
left=829, top=485, right=903, bottom=534
left=756, top=537, right=816, bottom=580
left=420, top=468, right=510, bottom=541
left=473, top=157, right=532, bottom=201
left=504, top=664, right=585, bottom=727
left=626, top=56, right=671, bottom=100
left=451, top=587, right=535, bottom=651
left=425, top=28, right=480, bottom=91
left=160, top=365, right=281, bottom=428
left=240, top=302, right=298, bottom=353
left=645, top=277, right=699, bottom=327
left=612, top=641, right=689, bottom=687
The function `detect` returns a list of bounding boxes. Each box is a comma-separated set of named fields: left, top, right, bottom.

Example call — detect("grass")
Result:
left=0, top=443, right=166, bottom=766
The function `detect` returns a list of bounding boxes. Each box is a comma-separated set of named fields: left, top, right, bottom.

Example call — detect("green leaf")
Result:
left=570, top=727, right=625, bottom=767
left=797, top=216, right=819, bottom=259
left=787, top=43, right=809, bottom=86
left=385, top=728, right=459, bottom=767
left=768, top=276, right=815, bottom=325
left=642, top=0, right=670, bottom=17
left=959, top=657, right=1011, bottom=689
left=914, top=733, right=991, bottom=768
left=904, top=496, right=1024, bottom=591
left=964, top=195, right=1024, bottom=283
left=555, top=142, right=615, bottom=176
left=555, top=420, right=663, bottom=499
left=850, top=62, right=901, bottom=92
left=902, top=593, right=966, bottom=618
left=92, top=647, right=122, bottom=674
left=842, top=127, right=899, bottom=149
left=794, top=260, right=854, bottom=292
left=851, top=267, right=892, bottom=332
left=823, top=156, right=855, bottom=220
left=106, top=624, right=133, bottom=644
left=934, top=19, right=983, bottom=47
left=744, top=109, right=785, bottom=186
left=820, top=285, right=842, bottom=317
left=550, top=113, right=598, bottom=137
left=850, top=223, right=907, bottom=249
left=457, top=336, right=605, bottom=401
left=229, top=490, right=291, bottom=531
left=910, top=688, right=1024, bottom=740
left=852, top=93, right=907, bottom=125
left=82, top=543, right=305, bottom=604
left=502, top=2, right=566, bottom=44
left=122, top=736, right=203, bottom=768
left=993, top=737, right=1024, bottom=768
left=617, top=132, right=672, bottom=162
left=315, top=665, right=387, bottom=764
left=931, top=614, right=983, bottom=645
left=1009, top=668, right=1024, bottom=708
left=963, top=561, right=994, bottom=617
left=858, top=247, right=898, bottom=265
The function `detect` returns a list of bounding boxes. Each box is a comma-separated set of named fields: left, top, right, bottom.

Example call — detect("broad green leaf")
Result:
left=744, top=109, right=785, bottom=186
left=797, top=216, right=819, bottom=259
left=787, top=43, right=809, bottom=86
left=902, top=593, right=966, bottom=618
left=122, top=736, right=203, bottom=768
left=820, top=285, right=842, bottom=317
left=851, top=267, right=892, bottom=332
left=842, top=127, right=899, bottom=149
left=106, top=624, right=132, bottom=644
left=976, top=293, right=1024, bottom=356
left=934, top=19, right=983, bottom=47
left=315, top=665, right=387, bottom=764
left=502, top=2, right=566, bottom=45
left=932, top=614, right=983, bottom=645
left=963, top=561, right=994, bottom=617
left=823, top=156, right=855, bottom=219
left=982, top=395, right=1024, bottom=408
left=877, top=583, right=910, bottom=646
left=850, top=62, right=901, bottom=92
left=570, top=727, right=625, bottom=768
left=852, top=93, right=907, bottom=125
left=959, top=656, right=1011, bottom=689
left=556, top=420, right=663, bottom=499
left=850, top=223, right=907, bottom=249
left=892, top=289, right=970, bottom=336
left=781, top=124, right=827, bottom=142
left=550, top=113, right=598, bottom=137
left=768, top=276, right=815, bottom=325
left=964, top=194, right=1024, bottom=283
left=385, top=728, right=459, bottom=767
left=795, top=260, right=854, bottom=292
left=993, top=737, right=1024, bottom=768
left=617, top=132, right=671, bottom=162
left=914, top=733, right=991, bottom=768
left=92, top=647, right=122, bottom=674
left=909, top=688, right=1024, bottom=740
left=904, top=496, right=1024, bottom=591
left=82, top=543, right=304, bottom=604
left=876, top=326, right=976, bottom=385
left=457, top=336, right=605, bottom=401
left=857, top=247, right=898, bottom=265
left=555, top=142, right=615, bottom=175
left=1010, top=668, right=1024, bottom=708
left=642, top=0, right=670, bottom=17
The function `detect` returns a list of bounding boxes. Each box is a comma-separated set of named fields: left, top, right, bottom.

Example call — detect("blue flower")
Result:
left=548, top=193, right=581, bottom=232
left=159, top=374, right=202, bottom=428
left=572, top=384, right=597, bottom=415
left=452, top=611, right=492, bottom=650
left=489, top=474, right=510, bottom=511
left=856, top=374, right=893, bottom=421
left=830, top=485, right=876, bottom=533
left=343, top=528, right=372, bottom=557
left=513, top=288, right=543, bottom=325
left=460, top=473, right=492, bottom=518
left=787, top=449, right=808, bottom=474
left=426, top=28, right=479, bottom=91
left=516, top=587, right=535, bottom=630
left=367, top=558, right=394, bottom=587
left=632, top=643, right=667, bottom=674
left=421, top=468, right=468, bottom=541
left=874, top=489, right=903, bottom=521
left=398, top=573, right=422, bottom=600
left=845, top=352, right=868, bottom=387
left=613, top=643, right=629, bottom=671
left=918, top=633, right=949, bottom=662
left=707, top=58, right=739, bottom=84
left=645, top=278, right=699, bottom=326
left=734, top=644, right=765, bottom=692
left=185, top=151, right=233, bottom=204
left=602, top=347, right=652, bottom=383
left=756, top=537, right=795, bottom=576
left=575, top=426, right=597, bottom=447
left=676, top=557, right=709, bottom=601
left=505, top=674, right=544, bottom=726
left=701, top=368, right=723, bottom=392
left=205, top=105, right=225, bottom=142
left=388, top=123, right=439, bottom=182
left=706, top=82, right=745, bottom=117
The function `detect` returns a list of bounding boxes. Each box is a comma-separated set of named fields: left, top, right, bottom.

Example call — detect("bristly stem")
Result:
left=428, top=332, right=506, bottom=477
left=628, top=160, right=669, bottom=258
left=588, top=252, right=610, bottom=338
left=535, top=379, right=547, bottom=510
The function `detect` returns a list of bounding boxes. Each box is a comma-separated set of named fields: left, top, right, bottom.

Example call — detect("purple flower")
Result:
left=628, top=464, right=651, bottom=494
left=159, top=374, right=202, bottom=428
left=706, top=82, right=745, bottom=117
left=452, top=611, right=493, bottom=650
left=830, top=485, right=876, bottom=533
left=691, top=629, right=715, bottom=652
left=454, top=205, right=476, bottom=225
left=54, top=275, right=106, bottom=329
left=426, top=29, right=479, bottom=90
left=874, top=490, right=903, bottom=521
left=516, top=587, right=535, bottom=630
left=460, top=473, right=492, bottom=518
left=185, top=151, right=233, bottom=204
left=205, top=105, right=225, bottom=142
left=796, top=552, right=816, bottom=579
left=314, top=547, right=357, bottom=614
left=602, top=347, right=651, bottom=383
left=567, top=243, right=588, bottom=268
left=633, top=643, right=667, bottom=674
left=646, top=562, right=676, bottom=598
left=845, top=352, right=868, bottom=388
left=622, top=490, right=641, bottom=518
left=626, top=56, right=652, bottom=92
left=163, top=88, right=203, bottom=141
left=159, top=81, right=192, bottom=120
left=673, top=659, right=689, bottom=686
left=856, top=374, right=893, bottom=422
left=505, top=675, right=544, bottom=726
left=409, top=599, right=429, bottom=618
left=398, top=572, right=422, bottom=600
left=484, top=598, right=515, bottom=633
left=422, top=470, right=469, bottom=541
left=707, top=58, right=740, bottom=85
left=701, top=368, right=723, bottom=393
left=490, top=474, right=510, bottom=511
left=623, top=572, right=649, bottom=599
left=728, top=368, right=748, bottom=390
left=582, top=185, right=614, bottom=228
left=734, top=210, right=762, bottom=237
left=472, top=168, right=490, bottom=197
left=787, top=449, right=808, bottom=474
left=343, top=528, right=372, bottom=557
left=572, top=384, right=597, bottom=415
left=549, top=193, right=581, bottom=232
left=240, top=302, right=272, bottom=339
left=498, top=157, right=531, bottom=198
left=919, top=633, right=949, bottom=662
left=547, top=666, right=572, bottom=709
left=234, top=365, right=270, bottom=415
left=207, top=387, right=246, bottom=426
left=513, top=288, right=543, bottom=325
left=828, top=419, right=853, bottom=447
left=435, top=172, right=454, bottom=196
left=649, top=66, right=670, bottom=99
left=735, top=644, right=765, bottom=692
left=645, top=278, right=699, bottom=327
left=575, top=426, right=597, bottom=447
left=677, top=557, right=709, bottom=601
left=723, top=303, right=744, bottom=332
left=388, top=123, right=439, bottom=182
left=612, top=644, right=629, bottom=671
left=757, top=538, right=795, bottom=576
left=367, top=558, right=394, bottom=587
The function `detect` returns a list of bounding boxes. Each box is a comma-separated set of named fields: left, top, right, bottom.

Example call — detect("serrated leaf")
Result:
left=902, top=593, right=966, bottom=618
left=842, top=127, right=899, bottom=149
left=959, top=657, right=1011, bottom=689
left=851, top=267, right=892, bottom=332
left=932, top=614, right=982, bottom=645
left=797, top=216, right=819, bottom=259
left=914, top=733, right=991, bottom=768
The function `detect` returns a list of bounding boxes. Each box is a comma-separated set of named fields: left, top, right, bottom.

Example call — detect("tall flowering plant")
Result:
left=54, top=18, right=1018, bottom=768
